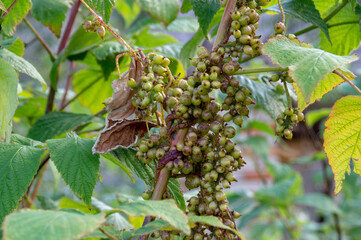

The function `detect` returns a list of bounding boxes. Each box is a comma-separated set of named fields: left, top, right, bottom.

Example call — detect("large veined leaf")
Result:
left=262, top=36, right=358, bottom=104
left=313, top=0, right=337, bottom=15
left=324, top=96, right=361, bottom=195
left=28, top=111, right=97, bottom=142
left=236, top=76, right=287, bottom=119
left=0, top=49, right=46, bottom=90
left=190, top=0, right=221, bottom=36
left=117, top=200, right=190, bottom=235
left=189, top=215, right=245, bottom=239
left=10, top=134, right=43, bottom=147
left=2, top=210, right=105, bottom=240
left=319, top=4, right=361, bottom=56
left=47, top=133, right=100, bottom=206
left=1, top=0, right=31, bottom=36
left=82, top=0, right=115, bottom=23
left=6, top=38, right=24, bottom=57
left=295, top=68, right=356, bottom=111
left=31, top=0, right=70, bottom=37
left=267, top=0, right=330, bottom=41
left=0, top=60, right=18, bottom=142
left=0, top=143, right=44, bottom=223
left=136, top=0, right=180, bottom=25
left=111, top=148, right=186, bottom=211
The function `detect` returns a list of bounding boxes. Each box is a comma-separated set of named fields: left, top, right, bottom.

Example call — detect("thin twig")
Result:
left=23, top=18, right=56, bottom=61
left=278, top=0, right=285, bottom=24
left=99, top=227, right=118, bottom=240
left=1, top=0, right=18, bottom=18
left=283, top=81, right=292, bottom=108
left=233, top=67, right=286, bottom=75
left=59, top=61, right=75, bottom=109
left=334, top=69, right=361, bottom=95
left=30, top=161, right=49, bottom=203
left=80, top=0, right=135, bottom=54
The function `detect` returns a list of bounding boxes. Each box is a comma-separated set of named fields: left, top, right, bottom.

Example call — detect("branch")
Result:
left=233, top=67, right=286, bottom=75
left=333, top=69, right=361, bottom=95
left=59, top=61, right=75, bottom=109
left=1, top=0, right=18, bottom=18
left=213, top=0, right=237, bottom=50
left=99, top=227, right=118, bottom=240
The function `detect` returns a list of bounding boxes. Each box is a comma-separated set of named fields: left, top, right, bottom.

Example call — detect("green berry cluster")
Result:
left=276, top=107, right=304, bottom=139
left=270, top=71, right=293, bottom=83
left=82, top=19, right=105, bottom=39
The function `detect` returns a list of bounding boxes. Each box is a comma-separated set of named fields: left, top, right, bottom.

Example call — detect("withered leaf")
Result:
left=93, top=119, right=157, bottom=154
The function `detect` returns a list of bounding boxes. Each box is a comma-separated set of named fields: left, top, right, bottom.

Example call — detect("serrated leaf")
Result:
left=72, top=69, right=114, bottom=114
left=262, top=36, right=358, bottom=102
left=31, top=0, right=70, bottom=37
left=136, top=0, right=179, bottom=25
left=1, top=0, right=31, bottom=36
left=236, top=76, right=287, bottom=119
left=118, top=200, right=190, bottom=235
left=324, top=96, right=361, bottom=195
left=83, top=0, right=115, bottom=23
left=47, top=133, right=100, bottom=206
left=294, top=68, right=356, bottom=110
left=28, top=111, right=96, bottom=142
left=0, top=143, right=44, bottom=223
left=189, top=215, right=245, bottom=239
left=111, top=148, right=186, bottom=210
left=6, top=38, right=24, bottom=57
left=0, top=60, right=18, bottom=142
left=293, top=193, right=341, bottom=213
left=2, top=210, right=105, bottom=240
left=10, top=134, right=43, bottom=147
left=0, top=49, right=46, bottom=90
left=190, top=0, right=221, bottom=36
left=100, top=153, right=134, bottom=183
left=319, top=4, right=360, bottom=56
left=268, top=0, right=330, bottom=41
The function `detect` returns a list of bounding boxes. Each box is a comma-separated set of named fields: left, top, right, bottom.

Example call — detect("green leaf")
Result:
left=65, top=26, right=103, bottom=57
left=236, top=76, right=287, bottom=119
left=242, top=136, right=270, bottom=162
left=28, top=111, right=96, bottom=142
left=128, top=219, right=169, bottom=236
left=0, top=49, right=46, bottom=90
left=349, top=0, right=357, bottom=9
left=0, top=59, right=18, bottom=142
left=0, top=0, right=6, bottom=12
left=15, top=97, right=47, bottom=121
left=189, top=215, right=245, bottom=239
left=47, top=133, right=100, bottom=206
left=150, top=17, right=199, bottom=33
left=294, top=67, right=356, bottom=111
left=100, top=153, right=135, bottom=183
left=118, top=200, right=190, bottom=235
left=83, top=0, right=115, bottom=23
left=133, top=27, right=178, bottom=48
left=305, top=108, right=331, bottom=127
left=180, top=28, right=204, bottom=70
left=1, top=0, right=31, bottom=36
left=136, top=0, right=180, bottom=25
left=115, top=0, right=140, bottom=27
left=6, top=38, right=24, bottom=57
left=244, top=120, right=275, bottom=136
left=31, top=0, right=70, bottom=37
left=111, top=148, right=186, bottom=210
left=10, top=134, right=43, bottom=147
left=324, top=96, right=361, bottom=194
left=72, top=69, right=114, bottom=114
left=262, top=36, right=358, bottom=102
left=0, top=143, right=44, bottom=223
left=319, top=4, right=361, bottom=56
left=313, top=0, right=337, bottom=16
left=58, top=197, right=98, bottom=214
left=2, top=210, right=105, bottom=240
left=293, top=193, right=341, bottom=214
left=190, top=0, right=221, bottom=36
left=181, top=0, right=192, bottom=13
left=268, top=0, right=330, bottom=41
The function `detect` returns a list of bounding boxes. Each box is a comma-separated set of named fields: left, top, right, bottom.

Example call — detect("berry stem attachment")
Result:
left=283, top=80, right=292, bottom=108
left=233, top=67, right=287, bottom=75
left=278, top=0, right=285, bottom=25
left=80, top=0, right=135, bottom=54
left=334, top=69, right=361, bottom=95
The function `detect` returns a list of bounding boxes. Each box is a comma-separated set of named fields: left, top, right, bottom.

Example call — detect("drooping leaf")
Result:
left=28, top=111, right=97, bottom=142
left=82, top=0, right=115, bottom=23
left=0, top=49, right=46, bottom=90
left=2, top=210, right=105, bottom=240
left=190, top=0, right=221, bottom=37
left=294, top=68, right=356, bottom=111
left=0, top=143, right=44, bottom=223
left=10, top=134, right=43, bottom=147
left=0, top=60, right=18, bottom=142
left=262, top=36, right=358, bottom=102
left=319, top=4, right=361, bottom=56
left=267, top=0, right=330, bottom=41
left=100, top=153, right=135, bottom=183
left=136, top=0, right=180, bottom=25
left=1, top=0, right=31, bottom=36
left=31, top=0, right=70, bottom=37
left=111, top=148, right=186, bottom=210
left=47, top=133, right=100, bottom=206
left=117, top=200, right=190, bottom=235
left=6, top=38, right=24, bottom=57
left=180, top=28, right=204, bottom=70
left=189, top=215, right=245, bottom=239
left=294, top=193, right=341, bottom=213
left=324, top=96, right=361, bottom=195
left=237, top=76, right=288, bottom=119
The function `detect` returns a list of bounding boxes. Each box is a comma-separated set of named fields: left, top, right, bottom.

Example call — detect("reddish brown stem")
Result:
left=59, top=61, right=75, bottom=109
left=1, top=0, right=18, bottom=18
left=333, top=69, right=361, bottom=95
left=30, top=161, right=49, bottom=203
left=213, top=0, right=237, bottom=50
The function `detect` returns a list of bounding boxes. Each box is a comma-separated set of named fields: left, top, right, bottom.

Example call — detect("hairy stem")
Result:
left=23, top=18, right=56, bottom=61
left=1, top=0, right=18, bottom=18
left=283, top=81, right=292, bottom=108
left=234, top=67, right=286, bottom=75
left=278, top=0, right=285, bottom=24
left=334, top=69, right=361, bottom=95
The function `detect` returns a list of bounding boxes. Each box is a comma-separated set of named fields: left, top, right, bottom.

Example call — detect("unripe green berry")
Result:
left=274, top=21, right=285, bottom=34
left=127, top=78, right=137, bottom=88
